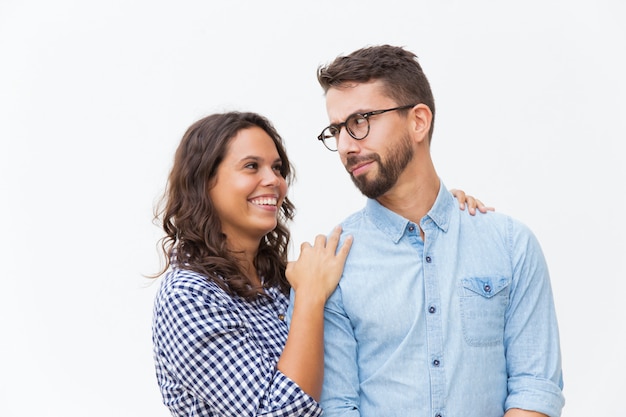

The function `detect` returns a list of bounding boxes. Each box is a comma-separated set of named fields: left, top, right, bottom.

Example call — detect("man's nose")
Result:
left=336, top=127, right=360, bottom=155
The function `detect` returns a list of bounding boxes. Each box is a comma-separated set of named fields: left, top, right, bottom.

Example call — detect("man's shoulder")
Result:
left=340, top=208, right=367, bottom=227
left=338, top=206, right=393, bottom=241
left=455, top=208, right=538, bottom=245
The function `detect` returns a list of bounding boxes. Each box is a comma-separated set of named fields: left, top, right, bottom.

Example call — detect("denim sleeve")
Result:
left=319, top=286, right=362, bottom=417
left=503, top=218, right=565, bottom=417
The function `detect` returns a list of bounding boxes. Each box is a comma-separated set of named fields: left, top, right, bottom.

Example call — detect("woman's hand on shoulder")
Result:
left=286, top=225, right=353, bottom=302
left=450, top=188, right=495, bottom=215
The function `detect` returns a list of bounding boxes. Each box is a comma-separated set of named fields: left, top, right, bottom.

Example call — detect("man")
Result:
left=314, top=45, right=564, bottom=417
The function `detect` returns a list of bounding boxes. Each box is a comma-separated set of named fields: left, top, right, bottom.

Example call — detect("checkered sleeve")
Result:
left=153, top=274, right=322, bottom=417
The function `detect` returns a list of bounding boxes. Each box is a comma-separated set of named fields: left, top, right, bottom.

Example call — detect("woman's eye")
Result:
left=273, top=164, right=283, bottom=172
left=244, top=162, right=258, bottom=169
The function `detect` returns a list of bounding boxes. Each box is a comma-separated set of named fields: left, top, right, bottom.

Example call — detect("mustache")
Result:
left=345, top=154, right=380, bottom=172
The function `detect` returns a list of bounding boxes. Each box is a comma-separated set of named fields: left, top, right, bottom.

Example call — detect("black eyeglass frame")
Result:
left=317, top=104, right=418, bottom=151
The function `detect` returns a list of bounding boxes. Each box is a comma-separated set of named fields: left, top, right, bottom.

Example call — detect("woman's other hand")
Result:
left=450, top=188, right=495, bottom=215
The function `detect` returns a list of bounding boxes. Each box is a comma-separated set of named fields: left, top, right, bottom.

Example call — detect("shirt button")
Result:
left=428, top=306, right=436, bottom=314
left=435, top=414, right=442, bottom=417
left=425, top=256, right=432, bottom=263
left=484, top=284, right=491, bottom=293
left=408, top=225, right=415, bottom=232
left=433, top=359, right=440, bottom=367
left=277, top=314, right=285, bottom=321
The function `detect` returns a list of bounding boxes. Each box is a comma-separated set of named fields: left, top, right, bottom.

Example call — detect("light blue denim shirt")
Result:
left=290, top=182, right=564, bottom=417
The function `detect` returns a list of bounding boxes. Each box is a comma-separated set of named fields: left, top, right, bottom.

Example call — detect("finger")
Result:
left=451, top=189, right=467, bottom=210
left=325, top=225, right=343, bottom=251
left=313, top=233, right=328, bottom=248
left=474, top=199, right=495, bottom=213
left=285, top=261, right=295, bottom=282
left=475, top=199, right=486, bottom=214
left=466, top=197, right=477, bottom=215
left=299, top=241, right=313, bottom=253
left=336, top=234, right=353, bottom=260
left=465, top=196, right=477, bottom=207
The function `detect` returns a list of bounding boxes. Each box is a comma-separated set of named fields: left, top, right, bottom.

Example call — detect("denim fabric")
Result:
left=300, top=182, right=564, bottom=417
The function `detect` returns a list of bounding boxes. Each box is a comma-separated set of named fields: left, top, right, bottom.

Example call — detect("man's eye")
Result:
left=353, top=116, right=367, bottom=125
left=328, top=126, right=340, bottom=137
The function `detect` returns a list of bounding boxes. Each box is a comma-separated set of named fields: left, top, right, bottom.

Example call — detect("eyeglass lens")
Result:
left=321, top=114, right=369, bottom=151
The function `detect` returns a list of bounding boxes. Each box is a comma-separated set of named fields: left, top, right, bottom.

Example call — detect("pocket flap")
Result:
left=461, top=277, right=509, bottom=299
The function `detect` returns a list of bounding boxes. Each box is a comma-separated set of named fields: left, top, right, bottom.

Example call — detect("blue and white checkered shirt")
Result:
left=152, top=268, right=322, bottom=417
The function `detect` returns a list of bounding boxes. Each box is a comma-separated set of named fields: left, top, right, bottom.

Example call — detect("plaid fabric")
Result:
left=152, top=268, right=322, bottom=417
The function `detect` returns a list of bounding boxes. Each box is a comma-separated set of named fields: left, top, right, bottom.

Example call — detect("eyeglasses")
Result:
left=317, top=104, right=417, bottom=152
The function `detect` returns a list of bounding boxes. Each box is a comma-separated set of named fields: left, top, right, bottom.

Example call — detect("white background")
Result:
left=1, top=1, right=624, bottom=416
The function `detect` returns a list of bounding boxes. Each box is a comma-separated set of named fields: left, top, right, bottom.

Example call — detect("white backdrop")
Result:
left=1, top=1, right=624, bottom=416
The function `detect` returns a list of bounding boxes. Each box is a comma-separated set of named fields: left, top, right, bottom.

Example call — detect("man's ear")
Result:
left=410, top=103, right=432, bottom=144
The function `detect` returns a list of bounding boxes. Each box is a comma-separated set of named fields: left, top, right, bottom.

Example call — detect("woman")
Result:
left=151, top=111, right=487, bottom=417
left=152, top=111, right=351, bottom=417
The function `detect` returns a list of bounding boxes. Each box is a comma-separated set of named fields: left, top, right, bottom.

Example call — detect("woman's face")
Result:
left=209, top=126, right=288, bottom=247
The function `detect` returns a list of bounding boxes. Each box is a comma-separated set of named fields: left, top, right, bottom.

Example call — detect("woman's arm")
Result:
left=154, top=271, right=323, bottom=416
left=278, top=226, right=352, bottom=401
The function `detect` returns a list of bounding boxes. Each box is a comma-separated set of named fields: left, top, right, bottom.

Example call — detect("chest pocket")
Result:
left=459, top=277, right=510, bottom=347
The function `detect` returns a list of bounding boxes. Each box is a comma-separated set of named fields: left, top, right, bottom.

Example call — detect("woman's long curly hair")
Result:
left=153, top=112, right=295, bottom=300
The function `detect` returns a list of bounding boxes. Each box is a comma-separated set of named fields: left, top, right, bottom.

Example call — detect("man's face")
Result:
left=325, top=81, right=414, bottom=199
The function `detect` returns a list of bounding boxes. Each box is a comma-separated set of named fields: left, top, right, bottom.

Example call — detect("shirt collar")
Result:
left=364, top=180, right=454, bottom=243
left=427, top=180, right=454, bottom=233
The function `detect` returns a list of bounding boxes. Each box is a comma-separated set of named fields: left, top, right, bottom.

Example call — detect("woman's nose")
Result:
left=262, top=167, right=281, bottom=185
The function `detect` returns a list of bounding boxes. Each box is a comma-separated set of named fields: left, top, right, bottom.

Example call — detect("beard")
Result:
left=346, top=133, right=414, bottom=199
